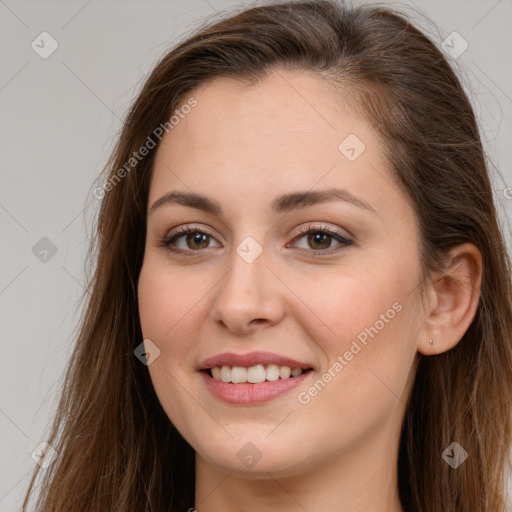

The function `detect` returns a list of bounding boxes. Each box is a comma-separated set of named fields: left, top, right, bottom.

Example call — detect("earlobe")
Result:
left=418, top=243, right=482, bottom=356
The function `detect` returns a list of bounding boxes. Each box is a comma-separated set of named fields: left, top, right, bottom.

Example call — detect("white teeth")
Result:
left=209, top=364, right=307, bottom=383
left=220, top=366, right=231, bottom=383
left=266, top=364, right=281, bottom=381
left=231, top=366, right=247, bottom=383
left=247, top=364, right=266, bottom=383
left=279, top=366, right=291, bottom=379
left=291, top=368, right=303, bottom=377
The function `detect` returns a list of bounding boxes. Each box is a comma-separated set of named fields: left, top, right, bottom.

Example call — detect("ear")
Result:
left=417, top=243, right=483, bottom=356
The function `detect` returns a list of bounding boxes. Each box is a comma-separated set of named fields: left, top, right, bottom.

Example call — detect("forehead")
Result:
left=149, top=69, right=402, bottom=220
left=169, top=70, right=360, bottom=149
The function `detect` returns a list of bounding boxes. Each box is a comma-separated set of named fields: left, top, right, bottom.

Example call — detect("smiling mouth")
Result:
left=202, top=364, right=314, bottom=384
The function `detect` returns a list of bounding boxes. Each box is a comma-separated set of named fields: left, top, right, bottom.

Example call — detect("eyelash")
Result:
left=160, top=223, right=353, bottom=257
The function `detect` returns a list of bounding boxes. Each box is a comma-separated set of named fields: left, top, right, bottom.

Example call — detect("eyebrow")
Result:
left=148, top=188, right=377, bottom=216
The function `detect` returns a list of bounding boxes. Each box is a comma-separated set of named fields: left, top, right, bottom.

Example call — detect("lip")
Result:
left=197, top=351, right=314, bottom=371
left=200, top=369, right=313, bottom=404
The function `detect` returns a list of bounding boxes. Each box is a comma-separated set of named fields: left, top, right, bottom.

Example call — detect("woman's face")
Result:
left=138, top=69, right=427, bottom=478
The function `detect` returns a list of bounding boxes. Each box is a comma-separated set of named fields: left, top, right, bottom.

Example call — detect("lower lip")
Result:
left=200, top=370, right=313, bottom=404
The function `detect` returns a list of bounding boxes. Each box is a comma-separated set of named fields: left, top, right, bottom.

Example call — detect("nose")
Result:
left=209, top=245, right=285, bottom=335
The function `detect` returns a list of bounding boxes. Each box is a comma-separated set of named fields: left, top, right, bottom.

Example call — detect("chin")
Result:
left=194, top=435, right=312, bottom=478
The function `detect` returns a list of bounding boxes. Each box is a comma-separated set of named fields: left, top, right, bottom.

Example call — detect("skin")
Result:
left=137, top=68, right=482, bottom=512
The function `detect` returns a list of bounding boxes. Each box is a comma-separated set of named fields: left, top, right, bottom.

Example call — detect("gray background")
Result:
left=1, top=0, right=511, bottom=510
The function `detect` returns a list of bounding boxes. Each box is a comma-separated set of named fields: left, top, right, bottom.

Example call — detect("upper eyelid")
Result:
left=165, top=222, right=349, bottom=240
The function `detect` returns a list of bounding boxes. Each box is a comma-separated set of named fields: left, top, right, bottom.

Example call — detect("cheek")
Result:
left=311, top=261, right=418, bottom=397
left=138, top=269, right=170, bottom=340
left=317, top=273, right=403, bottom=350
left=296, top=286, right=415, bottom=449
left=137, top=261, right=203, bottom=430
left=137, top=258, right=206, bottom=341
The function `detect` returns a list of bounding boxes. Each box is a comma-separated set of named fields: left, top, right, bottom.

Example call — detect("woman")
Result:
left=22, top=1, right=512, bottom=511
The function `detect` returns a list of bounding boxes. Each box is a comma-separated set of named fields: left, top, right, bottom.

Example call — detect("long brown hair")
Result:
left=22, top=1, right=512, bottom=510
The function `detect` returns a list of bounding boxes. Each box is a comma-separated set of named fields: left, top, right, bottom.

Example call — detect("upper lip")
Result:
left=197, top=351, right=314, bottom=371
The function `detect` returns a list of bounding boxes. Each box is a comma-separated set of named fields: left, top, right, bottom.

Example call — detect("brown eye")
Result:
left=291, top=225, right=353, bottom=255
left=306, top=232, right=332, bottom=250
left=184, top=232, right=210, bottom=250
left=162, top=226, right=221, bottom=255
